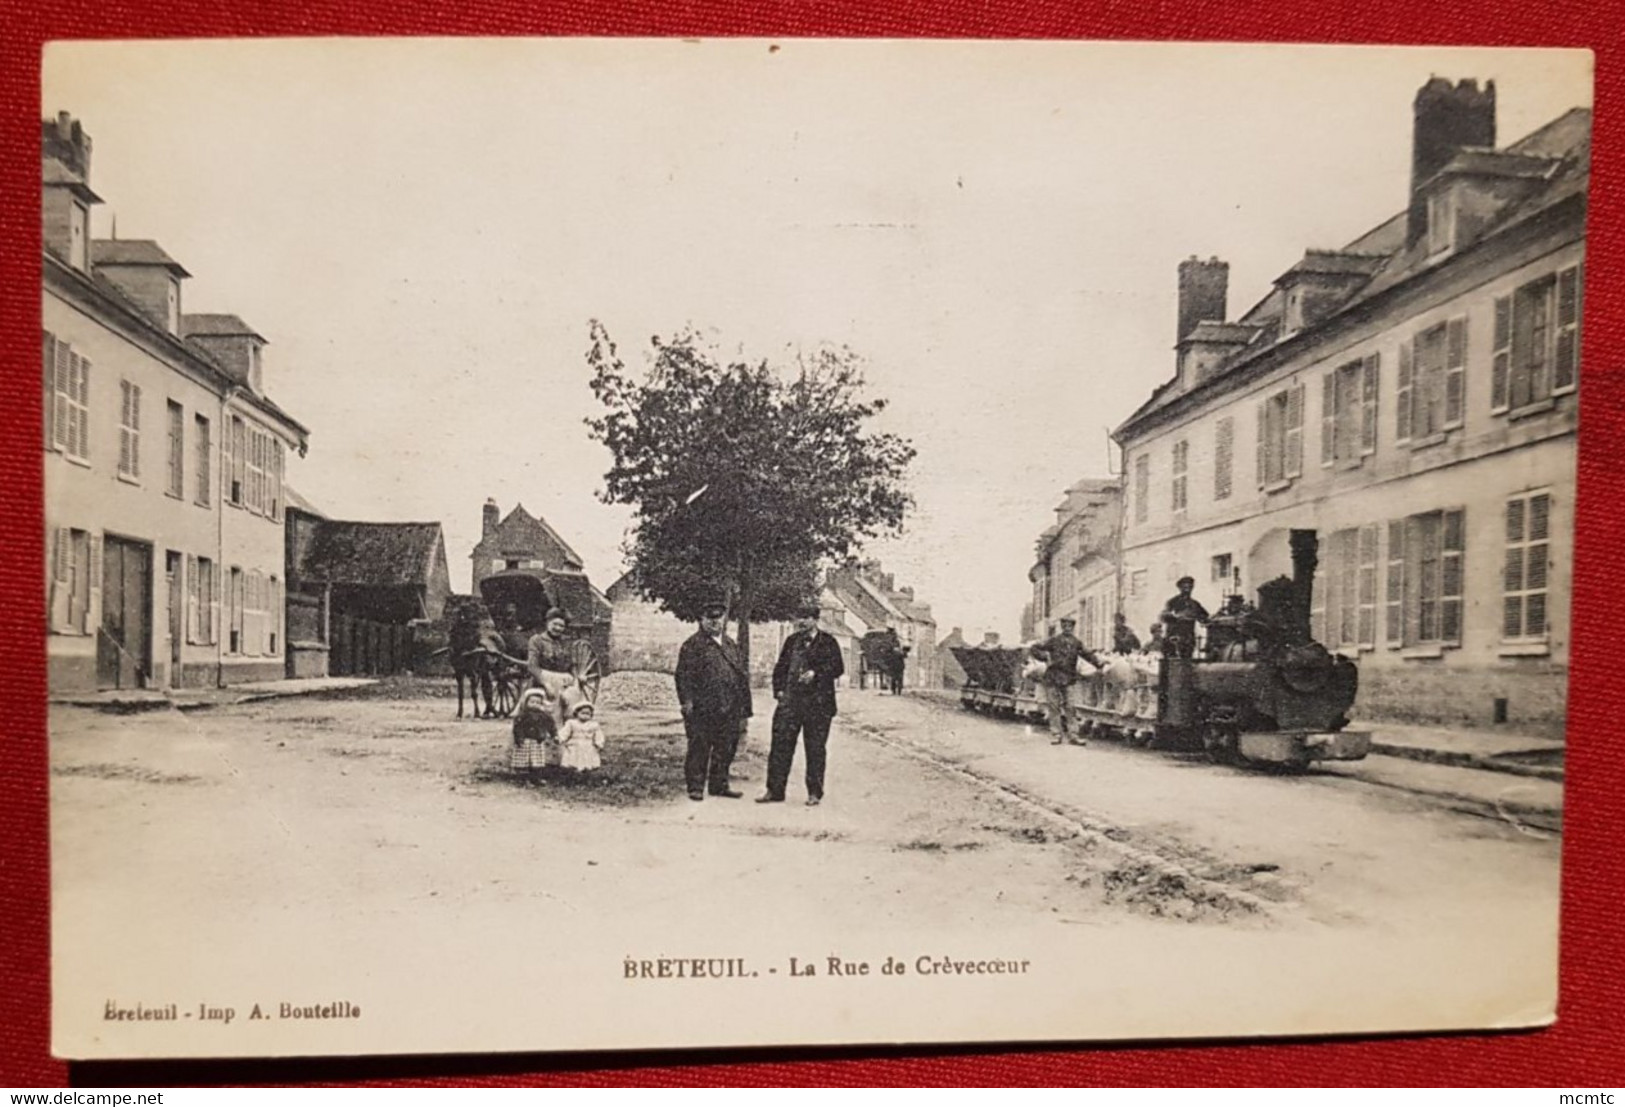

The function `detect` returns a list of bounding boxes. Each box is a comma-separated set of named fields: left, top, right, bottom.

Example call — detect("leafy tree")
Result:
left=585, top=322, right=916, bottom=667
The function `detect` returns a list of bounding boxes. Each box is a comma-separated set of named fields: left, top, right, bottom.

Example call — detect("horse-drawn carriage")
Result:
left=444, top=570, right=605, bottom=719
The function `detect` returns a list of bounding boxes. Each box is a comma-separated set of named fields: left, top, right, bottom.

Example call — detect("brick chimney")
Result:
left=41, top=113, right=100, bottom=272
left=1409, top=78, right=1496, bottom=248
left=1176, top=256, right=1228, bottom=344
left=482, top=498, right=501, bottom=539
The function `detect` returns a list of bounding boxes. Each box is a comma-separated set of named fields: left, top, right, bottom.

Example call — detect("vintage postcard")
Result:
left=42, top=39, right=1588, bottom=1059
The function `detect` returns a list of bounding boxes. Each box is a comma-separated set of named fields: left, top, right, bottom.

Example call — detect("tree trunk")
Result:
left=734, top=573, right=754, bottom=676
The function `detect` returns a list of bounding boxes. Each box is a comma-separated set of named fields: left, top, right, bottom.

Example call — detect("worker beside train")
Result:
left=1159, top=576, right=1211, bottom=659
left=1028, top=616, right=1104, bottom=747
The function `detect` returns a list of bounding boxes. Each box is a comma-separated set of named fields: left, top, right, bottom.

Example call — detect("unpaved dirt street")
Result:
left=49, top=674, right=1561, bottom=1057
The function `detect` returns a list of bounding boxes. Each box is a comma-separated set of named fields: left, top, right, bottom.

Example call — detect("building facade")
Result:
left=43, top=114, right=308, bottom=693
left=469, top=498, right=586, bottom=591
left=1112, top=82, right=1585, bottom=733
left=1028, top=479, right=1123, bottom=651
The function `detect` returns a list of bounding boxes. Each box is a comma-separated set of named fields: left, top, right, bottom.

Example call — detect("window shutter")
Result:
left=1396, top=341, right=1413, bottom=441
left=1385, top=520, right=1405, bottom=648
left=50, top=525, right=72, bottom=632
left=1555, top=265, right=1580, bottom=393
left=1357, top=524, right=1378, bottom=648
left=1360, top=353, right=1379, bottom=456
left=43, top=332, right=56, bottom=451
left=54, top=342, right=73, bottom=452
left=1441, top=508, right=1465, bottom=645
left=74, top=356, right=90, bottom=460
left=222, top=416, right=234, bottom=501
left=1256, top=399, right=1266, bottom=487
left=211, top=565, right=221, bottom=647
left=1492, top=296, right=1512, bottom=411
left=186, top=554, right=199, bottom=644
left=86, top=532, right=102, bottom=637
left=130, top=384, right=141, bottom=477
left=1445, top=318, right=1466, bottom=428
left=1320, top=373, right=1336, bottom=467
left=1285, top=383, right=1304, bottom=479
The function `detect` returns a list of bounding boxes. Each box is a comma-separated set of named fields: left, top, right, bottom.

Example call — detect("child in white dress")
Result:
left=557, top=701, right=605, bottom=774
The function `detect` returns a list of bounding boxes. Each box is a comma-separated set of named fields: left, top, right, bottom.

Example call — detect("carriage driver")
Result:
left=1159, top=576, right=1211, bottom=660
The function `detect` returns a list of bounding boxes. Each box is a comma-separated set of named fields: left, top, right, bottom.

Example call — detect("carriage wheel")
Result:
left=572, top=640, right=603, bottom=705
left=490, top=667, right=521, bottom=718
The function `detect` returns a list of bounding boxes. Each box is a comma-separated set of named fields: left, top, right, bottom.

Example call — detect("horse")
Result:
left=446, top=605, right=497, bottom=719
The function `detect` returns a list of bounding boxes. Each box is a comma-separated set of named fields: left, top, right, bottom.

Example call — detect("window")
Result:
left=1313, top=527, right=1378, bottom=651
left=1503, top=492, right=1551, bottom=641
left=268, top=576, right=281, bottom=655
left=1495, top=265, right=1582, bottom=412
left=228, top=416, right=246, bottom=505
left=246, top=429, right=264, bottom=513
left=43, top=332, right=90, bottom=462
left=1210, top=553, right=1233, bottom=587
left=1427, top=191, right=1454, bottom=256
left=166, top=401, right=184, bottom=497
left=1171, top=440, right=1189, bottom=513
left=1321, top=355, right=1379, bottom=466
left=1386, top=508, right=1465, bottom=649
left=505, top=559, right=522, bottom=571
left=229, top=567, right=244, bottom=655
left=1128, top=568, right=1147, bottom=599
left=48, top=527, right=95, bottom=635
left=188, top=556, right=217, bottom=645
left=1256, top=383, right=1304, bottom=488
left=1133, top=455, right=1150, bottom=524
left=118, top=380, right=142, bottom=479
left=1399, top=320, right=1465, bottom=443
left=269, top=439, right=284, bottom=521
left=1214, top=417, right=1234, bottom=501
left=195, top=415, right=212, bottom=505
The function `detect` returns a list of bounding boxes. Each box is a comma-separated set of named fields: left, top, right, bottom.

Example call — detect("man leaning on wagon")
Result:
left=1029, top=617, right=1102, bottom=747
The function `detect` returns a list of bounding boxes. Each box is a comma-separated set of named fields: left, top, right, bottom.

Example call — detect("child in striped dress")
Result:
left=510, top=688, right=557, bottom=774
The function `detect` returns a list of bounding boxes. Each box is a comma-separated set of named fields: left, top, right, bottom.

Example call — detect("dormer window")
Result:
left=166, top=281, right=179, bottom=334
left=68, top=202, right=87, bottom=271
left=1427, top=190, right=1455, bottom=257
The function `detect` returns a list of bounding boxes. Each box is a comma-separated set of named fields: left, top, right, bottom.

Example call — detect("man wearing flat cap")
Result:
left=1160, top=576, right=1210, bottom=660
left=759, top=600, right=846, bottom=807
left=674, top=597, right=753, bottom=801
left=1030, top=616, right=1101, bottom=746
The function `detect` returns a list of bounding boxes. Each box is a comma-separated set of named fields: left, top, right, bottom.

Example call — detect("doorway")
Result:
left=166, top=550, right=184, bottom=688
left=97, top=534, right=153, bottom=690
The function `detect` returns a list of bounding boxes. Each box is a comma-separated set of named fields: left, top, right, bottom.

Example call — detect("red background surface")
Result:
left=2, top=0, right=1621, bottom=1089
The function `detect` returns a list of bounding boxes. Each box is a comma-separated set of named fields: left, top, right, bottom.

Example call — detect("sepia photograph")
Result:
left=41, top=38, right=1589, bottom=1060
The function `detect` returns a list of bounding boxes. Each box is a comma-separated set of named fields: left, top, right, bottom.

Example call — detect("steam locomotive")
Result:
left=954, top=548, right=1371, bottom=769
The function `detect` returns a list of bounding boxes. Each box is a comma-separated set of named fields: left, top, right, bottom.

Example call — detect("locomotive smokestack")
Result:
left=1289, top=530, right=1319, bottom=644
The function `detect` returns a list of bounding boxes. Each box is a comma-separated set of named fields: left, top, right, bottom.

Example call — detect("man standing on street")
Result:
left=1160, top=576, right=1211, bottom=660
left=759, top=602, right=846, bottom=807
left=674, top=598, right=753, bottom=801
left=1029, top=616, right=1100, bottom=746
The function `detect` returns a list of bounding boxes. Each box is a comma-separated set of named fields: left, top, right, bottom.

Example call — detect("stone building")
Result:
left=469, top=498, right=586, bottom=590
left=1112, top=80, right=1586, bottom=733
left=1027, top=479, right=1123, bottom=652
left=825, top=562, right=940, bottom=690
left=43, top=113, right=309, bottom=692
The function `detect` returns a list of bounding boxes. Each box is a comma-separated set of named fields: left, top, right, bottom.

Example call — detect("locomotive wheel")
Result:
left=490, top=667, right=521, bottom=718
left=572, top=640, right=603, bottom=705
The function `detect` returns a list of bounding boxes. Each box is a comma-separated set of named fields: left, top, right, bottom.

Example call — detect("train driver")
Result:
left=1159, top=576, right=1210, bottom=660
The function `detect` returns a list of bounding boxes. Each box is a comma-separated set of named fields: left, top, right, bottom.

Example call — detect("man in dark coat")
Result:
left=1160, top=576, right=1211, bottom=660
left=674, top=599, right=753, bottom=801
left=1029, top=616, right=1101, bottom=746
left=759, top=602, right=846, bottom=806
left=1111, top=613, right=1142, bottom=654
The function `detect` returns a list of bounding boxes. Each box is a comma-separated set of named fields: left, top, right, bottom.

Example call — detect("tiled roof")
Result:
left=43, top=157, right=101, bottom=201
left=182, top=313, right=265, bottom=341
left=284, top=485, right=325, bottom=518
left=1180, top=321, right=1261, bottom=345
left=302, top=522, right=445, bottom=587
left=1117, top=105, right=1590, bottom=435
left=91, top=239, right=190, bottom=276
